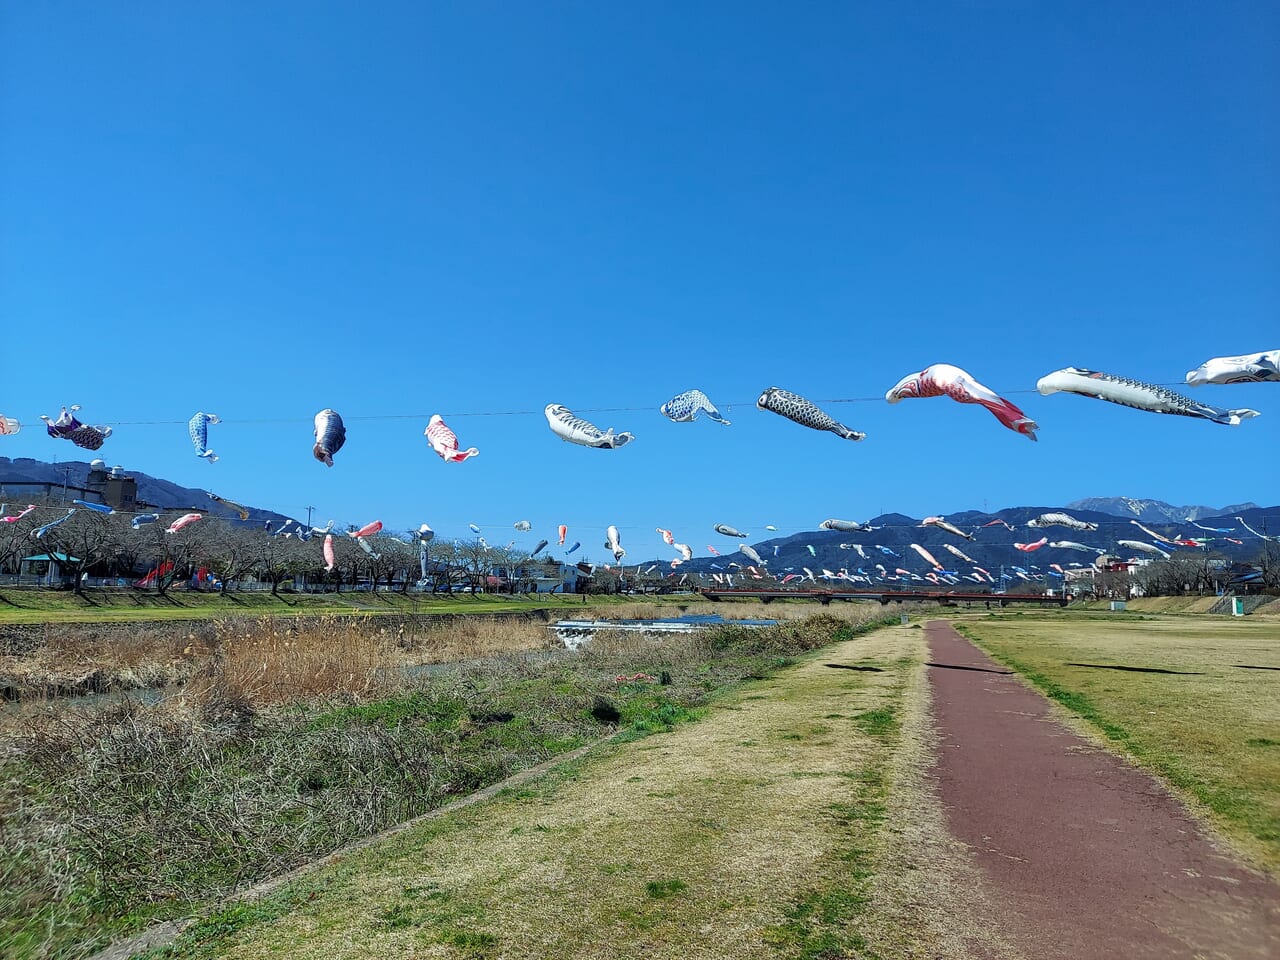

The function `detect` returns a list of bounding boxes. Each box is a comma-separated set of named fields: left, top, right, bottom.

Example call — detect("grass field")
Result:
left=138, top=621, right=943, bottom=960
left=0, top=598, right=822, bottom=706
left=3, top=607, right=904, bottom=960
left=957, top=612, right=1280, bottom=873
left=8, top=603, right=1276, bottom=958
left=0, top=589, right=654, bottom=625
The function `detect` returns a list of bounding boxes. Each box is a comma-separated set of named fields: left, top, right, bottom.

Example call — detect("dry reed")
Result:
left=187, top=617, right=400, bottom=710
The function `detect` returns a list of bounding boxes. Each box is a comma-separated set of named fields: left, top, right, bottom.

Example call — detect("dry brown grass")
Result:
left=0, top=623, right=215, bottom=702
left=5, top=609, right=898, bottom=960
left=403, top=615, right=555, bottom=664
left=0, top=602, right=824, bottom=712
left=186, top=617, right=402, bottom=709
left=153, top=615, right=911, bottom=960
left=0, top=604, right=814, bottom=711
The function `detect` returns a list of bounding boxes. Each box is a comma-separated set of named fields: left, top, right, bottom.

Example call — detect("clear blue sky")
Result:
left=2, top=2, right=1276, bottom=559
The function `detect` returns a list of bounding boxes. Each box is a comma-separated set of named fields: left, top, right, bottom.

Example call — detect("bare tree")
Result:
left=31, top=508, right=116, bottom=597
left=452, top=539, right=492, bottom=592
left=370, top=537, right=416, bottom=593
left=253, top=532, right=311, bottom=598
left=485, top=544, right=529, bottom=594
left=193, top=523, right=260, bottom=592
left=125, top=514, right=211, bottom=597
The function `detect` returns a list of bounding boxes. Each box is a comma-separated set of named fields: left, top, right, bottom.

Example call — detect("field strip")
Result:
left=132, top=625, right=928, bottom=960
left=86, top=739, right=607, bottom=960
left=953, top=611, right=1280, bottom=871
left=0, top=593, right=612, bottom=626
left=925, top=620, right=1280, bottom=960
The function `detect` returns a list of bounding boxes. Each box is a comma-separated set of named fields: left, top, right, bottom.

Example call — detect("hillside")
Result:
left=0, top=456, right=290, bottom=525
left=1065, top=496, right=1261, bottom=524
left=3, top=457, right=1274, bottom=584
left=663, top=503, right=1279, bottom=584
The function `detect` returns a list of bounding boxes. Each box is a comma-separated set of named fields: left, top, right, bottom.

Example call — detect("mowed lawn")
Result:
left=959, top=613, right=1280, bottom=873
left=0, top=590, right=632, bottom=625
left=137, top=626, right=967, bottom=960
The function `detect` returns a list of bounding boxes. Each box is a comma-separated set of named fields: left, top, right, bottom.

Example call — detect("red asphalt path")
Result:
left=925, top=620, right=1279, bottom=960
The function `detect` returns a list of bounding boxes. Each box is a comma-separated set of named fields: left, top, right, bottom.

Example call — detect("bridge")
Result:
left=693, top=586, right=1069, bottom=607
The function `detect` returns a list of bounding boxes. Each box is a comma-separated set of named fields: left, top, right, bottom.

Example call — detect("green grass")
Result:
left=643, top=877, right=688, bottom=899
left=958, top=615, right=1280, bottom=872
left=855, top=707, right=898, bottom=738
left=128, top=612, right=909, bottom=960
left=5, top=610, right=900, bottom=960
left=0, top=589, right=650, bottom=625
left=760, top=762, right=889, bottom=958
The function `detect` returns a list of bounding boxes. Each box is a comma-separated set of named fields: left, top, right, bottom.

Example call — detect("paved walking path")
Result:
left=925, top=620, right=1279, bottom=960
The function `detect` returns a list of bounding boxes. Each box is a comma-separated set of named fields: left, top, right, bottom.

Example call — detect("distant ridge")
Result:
left=0, top=456, right=289, bottom=524
left=1066, top=497, right=1261, bottom=524
left=2, top=457, right=1273, bottom=576
left=671, top=501, right=1279, bottom=577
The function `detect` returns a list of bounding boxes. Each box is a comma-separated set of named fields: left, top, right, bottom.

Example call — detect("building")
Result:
left=84, top=460, right=139, bottom=511
left=19, top=552, right=80, bottom=586
left=0, top=480, right=102, bottom=504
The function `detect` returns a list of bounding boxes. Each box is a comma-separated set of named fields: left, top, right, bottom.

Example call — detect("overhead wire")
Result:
left=69, top=381, right=1197, bottom=427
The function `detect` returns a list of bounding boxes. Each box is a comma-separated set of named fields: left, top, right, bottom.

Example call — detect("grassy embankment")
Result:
left=957, top=612, right=1280, bottom=873
left=135, top=617, right=971, bottom=960
left=1069, top=595, right=1280, bottom=617
left=3, top=604, right=907, bottom=960
left=0, top=589, right=647, bottom=625
left=0, top=599, right=803, bottom=703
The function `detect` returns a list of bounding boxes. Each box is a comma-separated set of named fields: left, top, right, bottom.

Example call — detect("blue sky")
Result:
left=1, top=2, right=1276, bottom=558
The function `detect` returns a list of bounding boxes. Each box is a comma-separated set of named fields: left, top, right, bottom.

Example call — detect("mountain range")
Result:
left=1065, top=497, right=1261, bottom=524
left=665, top=503, right=1278, bottom=581
left=0, top=457, right=290, bottom=525
left=1, top=457, right=1274, bottom=577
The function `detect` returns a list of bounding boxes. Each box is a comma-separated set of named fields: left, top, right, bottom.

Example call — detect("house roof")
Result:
left=21, top=553, right=81, bottom=563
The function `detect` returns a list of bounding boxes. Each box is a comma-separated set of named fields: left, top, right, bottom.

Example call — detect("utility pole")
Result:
left=305, top=506, right=316, bottom=528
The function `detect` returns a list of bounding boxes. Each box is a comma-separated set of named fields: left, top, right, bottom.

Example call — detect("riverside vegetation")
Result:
left=0, top=602, right=896, bottom=960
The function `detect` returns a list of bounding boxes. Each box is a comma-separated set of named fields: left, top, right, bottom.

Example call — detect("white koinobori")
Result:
left=1049, top=541, right=1107, bottom=554
left=604, top=525, right=625, bottom=561
left=920, top=516, right=975, bottom=541
left=819, top=519, right=878, bottom=533
left=659, top=389, right=732, bottom=425
left=1117, top=540, right=1171, bottom=558
left=1026, top=512, right=1098, bottom=531
left=909, top=543, right=943, bottom=570
left=1036, top=367, right=1260, bottom=426
left=943, top=543, right=977, bottom=564
left=1129, top=520, right=1176, bottom=544
left=1185, top=350, right=1280, bottom=386
left=545, top=404, right=634, bottom=448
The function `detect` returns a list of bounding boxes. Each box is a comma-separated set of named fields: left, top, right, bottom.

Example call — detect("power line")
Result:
left=67, top=382, right=1197, bottom=427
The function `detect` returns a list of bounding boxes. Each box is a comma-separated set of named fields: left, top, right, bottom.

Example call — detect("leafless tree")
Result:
left=252, top=531, right=311, bottom=598
left=31, top=508, right=116, bottom=597
left=193, top=523, right=261, bottom=592
left=0, top=503, right=44, bottom=575
left=452, top=539, right=493, bottom=592
left=371, top=537, right=416, bottom=593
